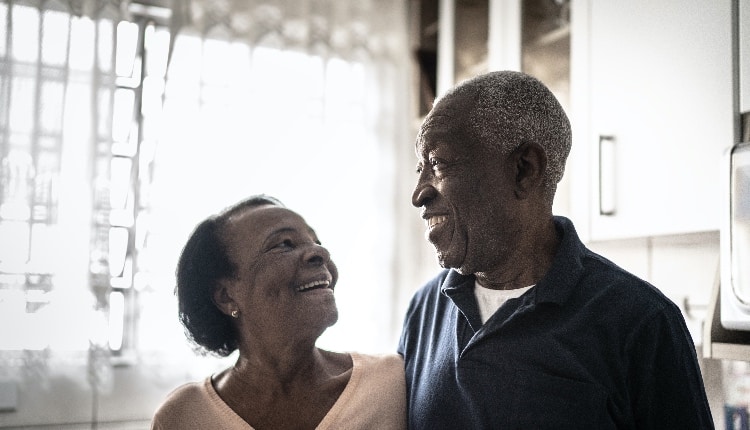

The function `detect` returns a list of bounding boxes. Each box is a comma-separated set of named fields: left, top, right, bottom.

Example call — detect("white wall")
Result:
left=0, top=352, right=231, bottom=429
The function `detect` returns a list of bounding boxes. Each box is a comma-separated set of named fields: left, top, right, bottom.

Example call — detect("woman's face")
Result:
left=218, top=205, right=339, bottom=344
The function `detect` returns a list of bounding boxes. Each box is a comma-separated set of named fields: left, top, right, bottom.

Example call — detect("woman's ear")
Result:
left=514, top=141, right=547, bottom=199
left=212, top=281, right=236, bottom=317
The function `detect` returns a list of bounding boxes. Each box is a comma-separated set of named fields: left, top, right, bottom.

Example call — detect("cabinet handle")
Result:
left=599, top=135, right=616, bottom=216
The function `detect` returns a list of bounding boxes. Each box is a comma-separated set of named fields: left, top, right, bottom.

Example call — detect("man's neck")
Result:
left=474, top=217, right=560, bottom=290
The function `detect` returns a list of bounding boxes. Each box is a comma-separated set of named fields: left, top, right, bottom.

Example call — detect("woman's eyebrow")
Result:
left=262, top=226, right=319, bottom=245
left=261, top=227, right=296, bottom=245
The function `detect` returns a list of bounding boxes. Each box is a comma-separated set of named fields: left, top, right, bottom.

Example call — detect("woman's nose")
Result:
left=303, top=243, right=330, bottom=266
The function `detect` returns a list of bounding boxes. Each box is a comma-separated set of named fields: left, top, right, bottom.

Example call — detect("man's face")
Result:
left=412, top=94, right=523, bottom=275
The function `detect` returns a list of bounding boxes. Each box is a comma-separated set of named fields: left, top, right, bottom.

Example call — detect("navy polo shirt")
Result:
left=398, top=216, right=713, bottom=429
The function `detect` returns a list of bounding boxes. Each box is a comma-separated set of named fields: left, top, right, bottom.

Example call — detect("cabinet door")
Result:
left=742, top=0, right=750, bottom=115
left=570, top=0, right=734, bottom=241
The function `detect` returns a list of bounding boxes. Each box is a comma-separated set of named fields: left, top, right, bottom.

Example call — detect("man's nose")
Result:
left=412, top=175, right=436, bottom=208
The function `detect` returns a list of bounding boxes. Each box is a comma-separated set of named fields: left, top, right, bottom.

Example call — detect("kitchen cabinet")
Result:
left=569, top=0, right=734, bottom=241
left=410, top=0, right=521, bottom=117
left=742, top=0, right=749, bottom=117
left=411, top=0, right=733, bottom=241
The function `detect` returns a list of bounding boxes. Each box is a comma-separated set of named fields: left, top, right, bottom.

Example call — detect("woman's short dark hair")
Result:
left=175, top=194, right=284, bottom=356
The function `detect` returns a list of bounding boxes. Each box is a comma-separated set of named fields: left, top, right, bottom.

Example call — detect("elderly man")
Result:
left=398, top=71, right=713, bottom=429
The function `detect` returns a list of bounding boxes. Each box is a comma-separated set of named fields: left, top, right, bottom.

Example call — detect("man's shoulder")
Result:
left=577, top=249, right=680, bottom=317
left=421, top=268, right=451, bottom=288
left=401, top=269, right=455, bottom=324
left=410, top=269, right=452, bottom=301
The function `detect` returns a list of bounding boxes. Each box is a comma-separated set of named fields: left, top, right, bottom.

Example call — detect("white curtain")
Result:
left=137, top=0, right=414, bottom=357
left=0, top=1, right=418, bottom=426
left=0, top=0, right=125, bottom=354
left=0, top=0, right=415, bottom=370
left=0, top=2, right=136, bottom=418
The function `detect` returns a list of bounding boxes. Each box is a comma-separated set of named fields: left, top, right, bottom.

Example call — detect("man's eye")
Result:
left=416, top=164, right=423, bottom=174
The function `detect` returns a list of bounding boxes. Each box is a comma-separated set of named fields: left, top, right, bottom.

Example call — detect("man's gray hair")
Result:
left=440, top=71, right=572, bottom=201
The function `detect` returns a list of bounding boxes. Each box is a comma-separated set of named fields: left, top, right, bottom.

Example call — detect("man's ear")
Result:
left=212, top=280, right=236, bottom=317
left=513, top=141, right=547, bottom=199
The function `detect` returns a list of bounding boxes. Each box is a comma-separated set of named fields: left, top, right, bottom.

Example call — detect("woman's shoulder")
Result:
left=163, top=378, right=208, bottom=400
left=350, top=352, right=404, bottom=375
left=152, top=378, right=213, bottom=422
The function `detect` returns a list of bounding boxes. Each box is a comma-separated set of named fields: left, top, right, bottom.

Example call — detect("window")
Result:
left=0, top=2, right=165, bottom=355
left=1, top=1, right=410, bottom=360
left=2, top=3, right=104, bottom=351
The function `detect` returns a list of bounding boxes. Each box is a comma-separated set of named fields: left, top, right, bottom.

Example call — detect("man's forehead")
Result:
left=417, top=111, right=470, bottom=151
left=418, top=113, right=451, bottom=139
left=422, top=91, right=475, bottom=128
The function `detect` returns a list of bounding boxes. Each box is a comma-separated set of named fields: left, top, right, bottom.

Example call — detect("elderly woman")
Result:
left=151, top=195, right=406, bottom=430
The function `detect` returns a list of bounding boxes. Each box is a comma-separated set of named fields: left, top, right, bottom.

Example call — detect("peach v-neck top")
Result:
left=150, top=352, right=406, bottom=430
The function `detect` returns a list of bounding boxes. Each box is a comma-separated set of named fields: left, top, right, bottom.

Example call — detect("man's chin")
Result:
left=436, top=248, right=469, bottom=274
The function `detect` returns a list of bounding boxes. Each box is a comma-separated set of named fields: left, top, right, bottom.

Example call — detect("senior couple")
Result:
left=151, top=71, right=714, bottom=429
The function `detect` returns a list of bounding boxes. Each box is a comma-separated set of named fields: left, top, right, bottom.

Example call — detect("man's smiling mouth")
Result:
left=427, top=215, right=448, bottom=229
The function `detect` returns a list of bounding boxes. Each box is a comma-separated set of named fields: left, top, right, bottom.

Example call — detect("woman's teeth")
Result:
left=296, top=279, right=330, bottom=292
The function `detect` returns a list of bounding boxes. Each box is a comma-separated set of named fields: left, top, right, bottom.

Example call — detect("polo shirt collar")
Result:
left=440, top=216, right=586, bottom=308
left=533, top=216, right=587, bottom=306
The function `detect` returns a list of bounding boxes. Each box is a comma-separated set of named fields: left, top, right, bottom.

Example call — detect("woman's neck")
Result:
left=212, top=348, right=353, bottom=429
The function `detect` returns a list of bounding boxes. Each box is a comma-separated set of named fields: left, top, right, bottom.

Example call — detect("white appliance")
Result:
left=720, top=141, right=750, bottom=330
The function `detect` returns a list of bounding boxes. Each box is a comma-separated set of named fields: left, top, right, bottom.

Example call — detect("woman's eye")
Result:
left=275, top=239, right=294, bottom=250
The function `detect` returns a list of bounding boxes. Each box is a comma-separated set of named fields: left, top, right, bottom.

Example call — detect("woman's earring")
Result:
left=231, top=309, right=239, bottom=318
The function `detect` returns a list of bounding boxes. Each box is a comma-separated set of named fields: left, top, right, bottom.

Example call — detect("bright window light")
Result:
left=11, top=6, right=39, bottom=63
left=116, top=21, right=139, bottom=77
left=108, top=291, right=125, bottom=351
left=41, top=10, right=69, bottom=66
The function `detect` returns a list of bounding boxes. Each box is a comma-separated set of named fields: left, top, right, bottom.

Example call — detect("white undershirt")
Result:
left=474, top=281, right=535, bottom=324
